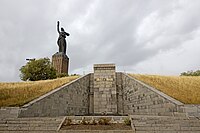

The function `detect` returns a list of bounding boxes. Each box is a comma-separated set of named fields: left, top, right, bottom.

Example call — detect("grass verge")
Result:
left=0, top=76, right=79, bottom=107
left=130, top=74, right=200, bottom=104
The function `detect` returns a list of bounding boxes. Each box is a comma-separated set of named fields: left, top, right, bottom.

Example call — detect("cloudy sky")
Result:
left=0, top=0, right=200, bottom=82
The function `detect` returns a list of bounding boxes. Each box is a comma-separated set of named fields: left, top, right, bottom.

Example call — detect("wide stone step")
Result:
left=0, top=123, right=60, bottom=127
left=131, top=115, right=200, bottom=132
left=134, top=123, right=200, bottom=127
left=135, top=126, right=200, bottom=130
left=0, top=126, right=58, bottom=131
left=0, top=131, right=57, bottom=133
left=133, top=120, right=200, bottom=125
left=2, top=120, right=61, bottom=124
left=59, top=130, right=135, bottom=133
left=135, top=131, right=200, bottom=133
left=2, top=117, right=63, bottom=121
left=131, top=115, right=195, bottom=120
left=0, top=117, right=64, bottom=131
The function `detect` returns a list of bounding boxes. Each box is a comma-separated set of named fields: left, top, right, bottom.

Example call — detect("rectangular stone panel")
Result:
left=93, top=64, right=117, bottom=114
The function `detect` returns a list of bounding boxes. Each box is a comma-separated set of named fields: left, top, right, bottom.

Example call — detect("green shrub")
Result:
left=90, top=119, right=97, bottom=125
left=98, top=117, right=111, bottom=125
left=20, top=58, right=57, bottom=81
left=180, top=70, right=200, bottom=76
left=81, top=117, right=88, bottom=125
left=65, top=118, right=72, bottom=126
left=124, top=118, right=131, bottom=126
left=57, top=73, right=68, bottom=78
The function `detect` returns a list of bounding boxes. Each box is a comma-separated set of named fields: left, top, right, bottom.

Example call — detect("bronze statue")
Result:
left=57, top=21, right=70, bottom=54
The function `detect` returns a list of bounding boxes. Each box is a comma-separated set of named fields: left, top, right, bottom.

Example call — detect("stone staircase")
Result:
left=131, top=115, right=200, bottom=133
left=1, top=115, right=200, bottom=132
left=0, top=117, right=64, bottom=133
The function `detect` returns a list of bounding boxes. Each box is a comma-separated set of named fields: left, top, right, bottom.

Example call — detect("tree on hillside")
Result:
left=180, top=70, right=200, bottom=76
left=19, top=58, right=57, bottom=81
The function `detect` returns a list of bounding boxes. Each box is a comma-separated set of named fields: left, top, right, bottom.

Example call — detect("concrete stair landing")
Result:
left=0, top=115, right=200, bottom=132
left=131, top=115, right=200, bottom=133
left=0, top=117, right=64, bottom=133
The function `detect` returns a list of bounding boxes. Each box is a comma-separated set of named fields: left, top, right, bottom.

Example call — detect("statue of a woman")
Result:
left=57, top=21, right=70, bottom=54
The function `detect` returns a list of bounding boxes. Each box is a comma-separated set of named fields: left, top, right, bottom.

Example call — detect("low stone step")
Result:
left=4, top=117, right=63, bottom=121
left=0, top=131, right=57, bottom=133
left=131, top=115, right=200, bottom=132
left=135, top=126, right=200, bottom=131
left=133, top=120, right=200, bottom=125
left=135, top=126, right=180, bottom=131
left=0, top=123, right=60, bottom=127
left=59, top=130, right=135, bottom=133
left=0, top=117, right=64, bottom=131
left=135, top=131, right=200, bottom=133
left=0, top=126, right=58, bottom=131
left=134, top=123, right=180, bottom=127
left=4, top=120, right=61, bottom=124
left=7, top=126, right=58, bottom=131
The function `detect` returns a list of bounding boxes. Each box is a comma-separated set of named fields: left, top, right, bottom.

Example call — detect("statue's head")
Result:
left=61, top=27, right=65, bottom=32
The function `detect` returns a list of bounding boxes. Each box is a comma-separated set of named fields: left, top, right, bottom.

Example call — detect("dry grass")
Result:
left=130, top=74, right=200, bottom=104
left=0, top=76, right=79, bottom=107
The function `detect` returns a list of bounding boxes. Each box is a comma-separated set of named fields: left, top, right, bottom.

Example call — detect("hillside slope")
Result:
left=0, top=76, right=79, bottom=107
left=130, top=74, right=200, bottom=104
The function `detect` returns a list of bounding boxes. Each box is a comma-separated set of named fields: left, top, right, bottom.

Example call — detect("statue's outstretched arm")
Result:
left=57, top=21, right=60, bottom=34
left=66, top=32, right=70, bottom=36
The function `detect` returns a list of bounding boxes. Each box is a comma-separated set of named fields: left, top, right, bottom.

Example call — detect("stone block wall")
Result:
left=5, top=65, right=196, bottom=118
left=0, top=107, right=19, bottom=118
left=116, top=72, right=124, bottom=115
left=19, top=74, right=91, bottom=117
left=184, top=104, right=200, bottom=118
left=121, top=73, right=185, bottom=116
left=89, top=73, right=94, bottom=114
left=93, top=64, right=117, bottom=114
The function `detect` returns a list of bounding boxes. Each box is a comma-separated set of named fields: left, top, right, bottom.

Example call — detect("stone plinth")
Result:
left=52, top=52, right=69, bottom=75
left=93, top=64, right=117, bottom=114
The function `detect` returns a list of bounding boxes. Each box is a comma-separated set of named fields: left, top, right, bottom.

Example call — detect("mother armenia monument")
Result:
left=52, top=21, right=70, bottom=75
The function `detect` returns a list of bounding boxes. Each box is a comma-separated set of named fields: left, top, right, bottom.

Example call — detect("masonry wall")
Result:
left=19, top=74, right=91, bottom=117
left=121, top=73, right=185, bottom=116
left=89, top=73, right=94, bottom=114
left=52, top=52, right=69, bottom=74
left=0, top=107, right=19, bottom=118
left=184, top=104, right=200, bottom=118
left=93, top=64, right=117, bottom=114
left=116, top=72, right=124, bottom=115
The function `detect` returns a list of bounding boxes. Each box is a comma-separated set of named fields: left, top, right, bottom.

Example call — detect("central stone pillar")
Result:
left=93, top=64, right=117, bottom=114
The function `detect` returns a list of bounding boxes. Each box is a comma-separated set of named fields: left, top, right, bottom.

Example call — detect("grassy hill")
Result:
left=1, top=74, right=199, bottom=107
left=130, top=74, right=200, bottom=104
left=0, top=76, right=79, bottom=107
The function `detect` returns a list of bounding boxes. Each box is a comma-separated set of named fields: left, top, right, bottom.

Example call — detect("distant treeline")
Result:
left=181, top=70, right=200, bottom=76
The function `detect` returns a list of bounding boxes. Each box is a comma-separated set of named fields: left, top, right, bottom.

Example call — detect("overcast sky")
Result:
left=0, top=0, right=200, bottom=82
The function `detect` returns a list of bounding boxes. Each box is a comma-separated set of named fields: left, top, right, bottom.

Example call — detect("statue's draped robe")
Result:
left=57, top=32, right=69, bottom=54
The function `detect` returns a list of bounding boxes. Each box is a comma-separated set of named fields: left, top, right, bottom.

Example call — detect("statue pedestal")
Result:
left=52, top=52, right=69, bottom=75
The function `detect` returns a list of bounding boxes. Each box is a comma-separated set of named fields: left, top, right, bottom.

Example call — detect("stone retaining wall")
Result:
left=121, top=73, right=185, bottom=116
left=184, top=104, right=200, bottom=118
left=19, top=74, right=91, bottom=117
left=60, top=116, right=134, bottom=133
left=89, top=73, right=94, bottom=115
left=0, top=107, right=19, bottom=118
left=63, top=116, right=129, bottom=124
left=3, top=70, right=199, bottom=118
left=116, top=72, right=124, bottom=115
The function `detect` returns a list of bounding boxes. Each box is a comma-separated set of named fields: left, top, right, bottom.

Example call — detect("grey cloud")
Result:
left=0, top=0, right=200, bottom=81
